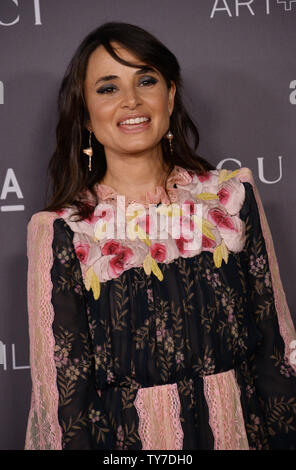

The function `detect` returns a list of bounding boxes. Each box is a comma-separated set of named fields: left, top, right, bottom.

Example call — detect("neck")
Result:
left=100, top=146, right=170, bottom=198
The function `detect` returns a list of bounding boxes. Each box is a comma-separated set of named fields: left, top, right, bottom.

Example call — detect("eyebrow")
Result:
left=94, top=66, right=157, bottom=86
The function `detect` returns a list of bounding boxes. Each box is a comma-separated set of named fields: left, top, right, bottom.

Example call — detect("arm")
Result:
left=25, top=211, right=62, bottom=450
left=25, top=213, right=114, bottom=449
left=238, top=168, right=296, bottom=448
left=51, top=217, right=116, bottom=449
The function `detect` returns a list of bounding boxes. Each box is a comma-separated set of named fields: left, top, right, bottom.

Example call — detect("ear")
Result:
left=168, top=81, right=176, bottom=116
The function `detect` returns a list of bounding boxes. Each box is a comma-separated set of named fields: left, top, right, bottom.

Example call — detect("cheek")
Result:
left=150, top=89, right=170, bottom=115
left=151, top=93, right=171, bottom=132
left=87, top=98, right=117, bottom=143
left=88, top=99, right=113, bottom=125
left=151, top=94, right=171, bottom=129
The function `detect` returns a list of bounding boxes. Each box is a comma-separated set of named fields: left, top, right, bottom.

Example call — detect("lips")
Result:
left=117, top=113, right=152, bottom=134
left=117, top=114, right=151, bottom=126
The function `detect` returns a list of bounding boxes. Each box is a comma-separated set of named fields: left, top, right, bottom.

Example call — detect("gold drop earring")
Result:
left=83, top=130, right=93, bottom=171
left=166, top=130, right=174, bottom=154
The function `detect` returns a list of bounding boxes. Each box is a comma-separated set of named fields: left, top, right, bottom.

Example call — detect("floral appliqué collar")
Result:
left=58, top=166, right=246, bottom=301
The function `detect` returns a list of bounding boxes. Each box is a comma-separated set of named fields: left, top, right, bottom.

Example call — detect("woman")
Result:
left=25, top=22, right=296, bottom=450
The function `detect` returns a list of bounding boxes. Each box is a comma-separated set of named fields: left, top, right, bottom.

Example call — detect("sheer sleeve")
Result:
left=238, top=168, right=296, bottom=449
left=25, top=212, right=62, bottom=449
left=25, top=213, right=114, bottom=450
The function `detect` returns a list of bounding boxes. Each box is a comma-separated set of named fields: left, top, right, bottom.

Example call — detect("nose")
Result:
left=120, top=85, right=142, bottom=109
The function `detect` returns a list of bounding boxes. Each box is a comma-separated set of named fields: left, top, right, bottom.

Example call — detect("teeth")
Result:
left=120, top=117, right=149, bottom=125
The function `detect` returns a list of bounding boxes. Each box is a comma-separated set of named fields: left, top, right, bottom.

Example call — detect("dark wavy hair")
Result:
left=44, top=22, right=215, bottom=219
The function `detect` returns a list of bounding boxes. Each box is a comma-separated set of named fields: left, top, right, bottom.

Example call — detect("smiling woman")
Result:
left=43, top=22, right=215, bottom=219
left=82, top=42, right=176, bottom=201
left=25, top=22, right=296, bottom=450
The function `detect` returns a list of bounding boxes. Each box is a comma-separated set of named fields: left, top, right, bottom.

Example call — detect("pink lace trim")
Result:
left=238, top=168, right=296, bottom=372
left=133, top=383, right=184, bottom=450
left=25, top=212, right=62, bottom=450
left=203, top=369, right=249, bottom=450
left=94, top=165, right=192, bottom=207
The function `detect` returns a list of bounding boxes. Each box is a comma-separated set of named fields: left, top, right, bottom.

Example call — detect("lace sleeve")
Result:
left=238, top=170, right=296, bottom=448
left=25, top=214, right=114, bottom=450
left=25, top=211, right=62, bottom=449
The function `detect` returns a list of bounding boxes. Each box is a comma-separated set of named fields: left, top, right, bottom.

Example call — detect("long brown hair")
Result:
left=44, top=22, right=215, bottom=220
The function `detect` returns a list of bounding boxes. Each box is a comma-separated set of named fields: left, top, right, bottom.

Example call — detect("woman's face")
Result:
left=83, top=42, right=176, bottom=157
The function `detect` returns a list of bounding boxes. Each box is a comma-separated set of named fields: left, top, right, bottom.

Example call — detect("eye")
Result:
left=96, top=76, right=158, bottom=95
left=139, top=76, right=158, bottom=87
left=97, top=85, right=117, bottom=94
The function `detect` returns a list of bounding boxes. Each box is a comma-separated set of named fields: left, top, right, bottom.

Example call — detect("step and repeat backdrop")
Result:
left=0, top=0, right=295, bottom=450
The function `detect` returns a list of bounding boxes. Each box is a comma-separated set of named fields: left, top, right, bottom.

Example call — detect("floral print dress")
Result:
left=25, top=166, right=296, bottom=450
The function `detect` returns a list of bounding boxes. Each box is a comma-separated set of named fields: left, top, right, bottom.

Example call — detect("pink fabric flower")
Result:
left=197, top=172, right=211, bottom=183
left=150, top=243, right=167, bottom=262
left=108, top=247, right=133, bottom=277
left=169, top=202, right=196, bottom=240
left=175, top=235, right=194, bottom=255
left=180, top=215, right=195, bottom=239
left=217, top=187, right=230, bottom=205
left=137, top=214, right=151, bottom=234
left=102, top=240, right=121, bottom=256
left=84, top=212, right=101, bottom=225
left=217, top=178, right=245, bottom=215
left=206, top=206, right=246, bottom=252
left=93, top=205, right=116, bottom=240
left=56, top=209, right=66, bottom=217
left=202, top=235, right=216, bottom=250
left=74, top=242, right=90, bottom=264
left=183, top=200, right=196, bottom=216
left=208, top=208, right=236, bottom=231
left=219, top=216, right=246, bottom=252
left=94, top=205, right=114, bottom=221
left=168, top=165, right=193, bottom=187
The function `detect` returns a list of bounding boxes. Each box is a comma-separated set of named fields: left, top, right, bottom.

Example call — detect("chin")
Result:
left=118, top=142, right=158, bottom=155
left=122, top=147, right=153, bottom=156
